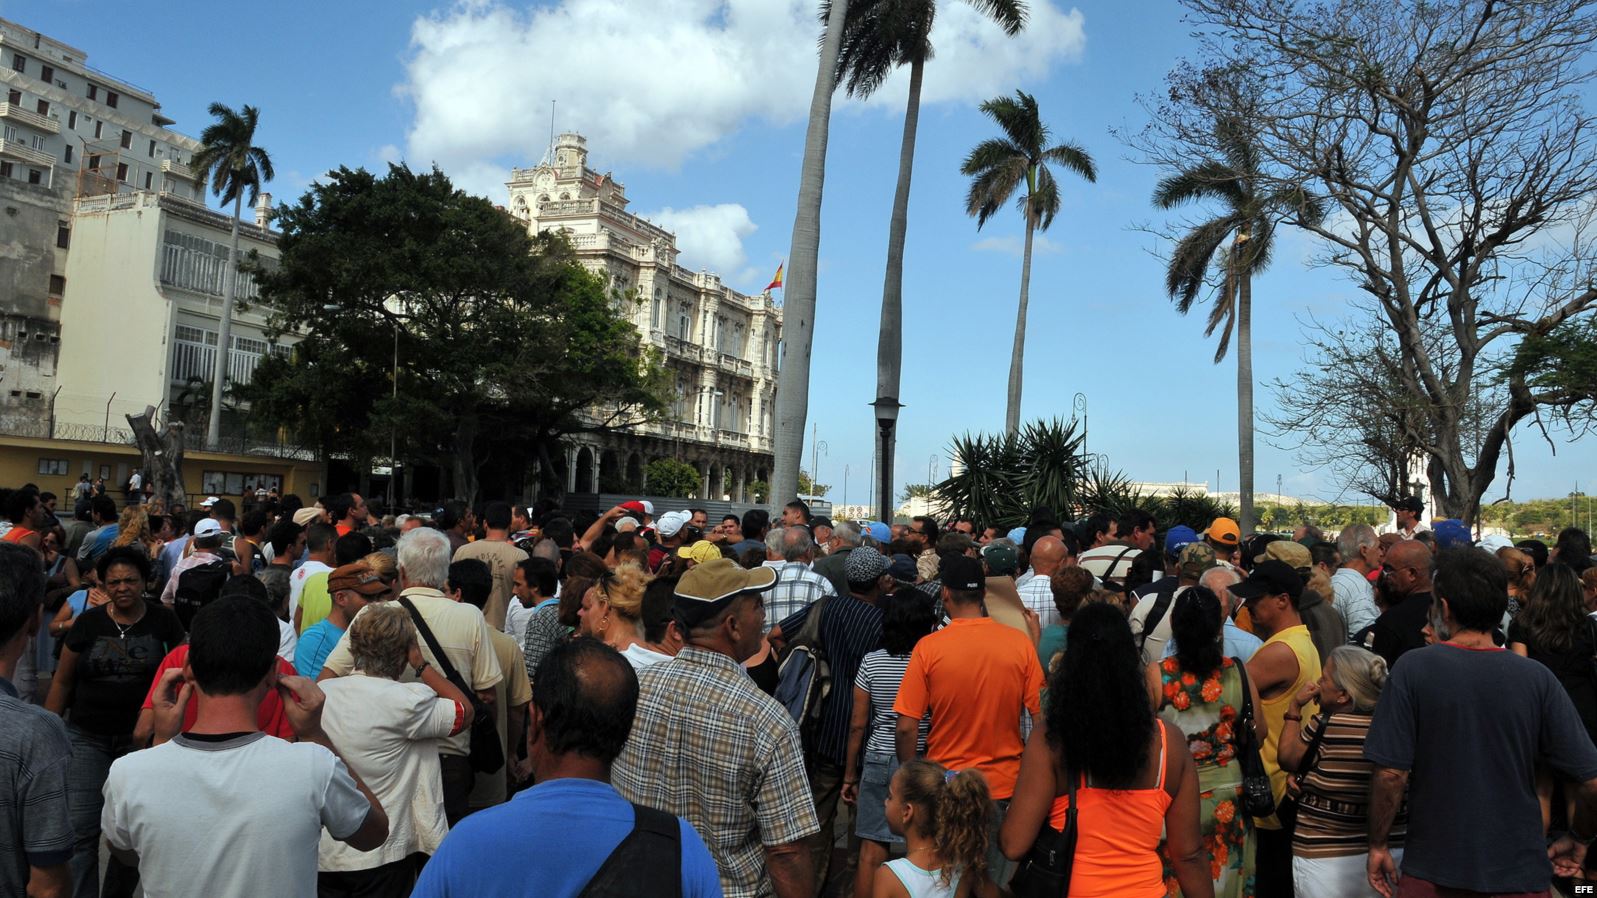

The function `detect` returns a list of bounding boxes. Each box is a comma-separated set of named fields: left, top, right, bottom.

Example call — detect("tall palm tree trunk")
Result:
left=1236, top=265, right=1255, bottom=536
left=1005, top=212, right=1035, bottom=434
left=770, top=0, right=849, bottom=512
left=875, top=55, right=924, bottom=523
left=207, top=193, right=243, bottom=448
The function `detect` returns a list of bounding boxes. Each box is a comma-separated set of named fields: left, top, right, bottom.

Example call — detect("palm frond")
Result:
left=1042, top=141, right=1096, bottom=182
left=979, top=91, right=1043, bottom=154
left=965, top=156, right=1028, bottom=228
left=959, top=137, right=1025, bottom=176
left=1152, top=161, right=1244, bottom=210
left=1165, top=213, right=1241, bottom=313
left=964, top=0, right=1026, bottom=35
left=1028, top=164, right=1062, bottom=231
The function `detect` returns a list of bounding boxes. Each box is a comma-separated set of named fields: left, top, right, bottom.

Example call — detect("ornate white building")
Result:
left=507, top=133, right=780, bottom=501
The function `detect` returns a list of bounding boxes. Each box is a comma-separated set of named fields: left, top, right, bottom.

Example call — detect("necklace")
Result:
left=109, top=603, right=146, bottom=641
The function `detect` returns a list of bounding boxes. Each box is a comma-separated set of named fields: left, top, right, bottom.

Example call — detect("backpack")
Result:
left=173, top=558, right=231, bottom=628
left=773, top=597, right=831, bottom=746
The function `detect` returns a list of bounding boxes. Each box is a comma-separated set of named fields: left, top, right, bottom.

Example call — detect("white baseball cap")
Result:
left=656, top=510, right=691, bottom=538
left=200, top=496, right=220, bottom=508
left=193, top=518, right=224, bottom=539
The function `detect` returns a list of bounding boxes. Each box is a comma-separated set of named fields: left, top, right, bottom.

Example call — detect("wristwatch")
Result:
left=413, top=660, right=431, bottom=678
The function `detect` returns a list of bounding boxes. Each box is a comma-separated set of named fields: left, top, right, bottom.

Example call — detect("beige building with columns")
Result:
left=507, top=133, right=781, bottom=502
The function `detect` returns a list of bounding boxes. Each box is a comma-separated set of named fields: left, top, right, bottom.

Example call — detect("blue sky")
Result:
left=14, top=0, right=1597, bottom=507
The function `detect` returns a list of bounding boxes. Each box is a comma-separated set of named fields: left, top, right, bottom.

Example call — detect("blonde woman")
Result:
left=574, top=564, right=664, bottom=669
left=1498, top=547, right=1537, bottom=620
left=112, top=505, right=161, bottom=562
left=317, top=602, right=474, bottom=896
left=1278, top=646, right=1399, bottom=898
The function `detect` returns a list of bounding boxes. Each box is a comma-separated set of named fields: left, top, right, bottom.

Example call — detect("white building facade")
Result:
left=507, top=133, right=780, bottom=501
left=0, top=16, right=296, bottom=447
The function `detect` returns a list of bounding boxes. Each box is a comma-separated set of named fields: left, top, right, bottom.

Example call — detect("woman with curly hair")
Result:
left=1144, top=587, right=1266, bottom=898
left=1498, top=547, right=1536, bottom=621
left=874, top=760, right=996, bottom=898
left=112, top=504, right=161, bottom=562
left=1002, top=603, right=1214, bottom=898
left=574, top=563, right=662, bottom=669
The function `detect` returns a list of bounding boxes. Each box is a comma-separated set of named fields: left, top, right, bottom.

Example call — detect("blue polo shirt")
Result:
left=412, top=777, right=721, bottom=898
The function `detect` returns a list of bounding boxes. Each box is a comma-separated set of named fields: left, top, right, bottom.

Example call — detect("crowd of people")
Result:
left=3, top=483, right=1597, bottom=898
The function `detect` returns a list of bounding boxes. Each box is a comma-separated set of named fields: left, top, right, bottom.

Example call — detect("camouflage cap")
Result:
left=1179, top=542, right=1220, bottom=580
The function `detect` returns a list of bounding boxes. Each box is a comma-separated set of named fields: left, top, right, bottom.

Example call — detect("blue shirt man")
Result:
left=412, top=638, right=721, bottom=898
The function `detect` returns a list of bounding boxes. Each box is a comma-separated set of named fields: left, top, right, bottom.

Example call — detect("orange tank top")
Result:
left=1, top=526, right=36, bottom=544
left=1047, top=724, right=1172, bottom=898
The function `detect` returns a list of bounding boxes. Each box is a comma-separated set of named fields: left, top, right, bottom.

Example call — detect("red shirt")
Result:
left=140, top=644, right=297, bottom=740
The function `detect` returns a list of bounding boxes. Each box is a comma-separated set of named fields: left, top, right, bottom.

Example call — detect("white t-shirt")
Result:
left=504, top=598, right=536, bottom=651
left=318, top=675, right=458, bottom=871
left=1129, top=585, right=1190, bottom=665
left=278, top=618, right=298, bottom=663
left=102, top=732, right=370, bottom=898
left=289, top=561, right=333, bottom=620
left=620, top=643, right=672, bottom=670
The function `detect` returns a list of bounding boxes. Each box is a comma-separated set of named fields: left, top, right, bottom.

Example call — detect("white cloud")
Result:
left=970, top=233, right=1063, bottom=257
left=396, top=0, right=1089, bottom=196
left=643, top=203, right=758, bottom=276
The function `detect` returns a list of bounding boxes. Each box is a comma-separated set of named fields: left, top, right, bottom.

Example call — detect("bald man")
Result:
left=1358, top=540, right=1435, bottom=668
left=1016, top=535, right=1073, bottom=629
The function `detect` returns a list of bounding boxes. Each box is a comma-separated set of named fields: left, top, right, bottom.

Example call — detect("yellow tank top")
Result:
left=1256, top=623, right=1320, bottom=830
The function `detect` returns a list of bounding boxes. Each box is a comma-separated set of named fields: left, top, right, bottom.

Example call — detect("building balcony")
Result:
left=0, top=138, right=52, bottom=168
left=161, top=159, right=194, bottom=180
left=0, top=103, right=60, bottom=135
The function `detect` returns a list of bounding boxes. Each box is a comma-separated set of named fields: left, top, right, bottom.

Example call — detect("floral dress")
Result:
left=1156, top=656, right=1255, bottom=898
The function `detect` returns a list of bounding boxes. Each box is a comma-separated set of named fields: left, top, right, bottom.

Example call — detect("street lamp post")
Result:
left=1073, top=392, right=1088, bottom=458
left=871, top=397, right=902, bottom=524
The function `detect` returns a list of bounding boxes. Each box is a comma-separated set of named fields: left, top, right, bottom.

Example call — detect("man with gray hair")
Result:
left=319, top=527, right=503, bottom=825
left=762, top=525, right=835, bottom=635
left=1185, top=565, right=1263, bottom=662
left=812, top=520, right=862, bottom=599
left=1333, top=523, right=1383, bottom=640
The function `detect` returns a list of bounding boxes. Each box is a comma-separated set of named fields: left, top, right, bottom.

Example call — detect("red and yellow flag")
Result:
left=765, top=263, right=784, bottom=292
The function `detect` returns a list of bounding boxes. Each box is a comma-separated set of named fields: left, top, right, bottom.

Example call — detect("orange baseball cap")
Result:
left=1205, top=517, right=1241, bottom=547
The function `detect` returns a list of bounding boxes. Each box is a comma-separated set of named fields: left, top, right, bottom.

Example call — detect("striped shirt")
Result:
left=855, top=650, right=929, bottom=754
left=1293, top=712, right=1406, bottom=858
left=613, top=646, right=819, bottom=898
left=764, top=562, right=835, bottom=635
left=780, top=593, right=884, bottom=766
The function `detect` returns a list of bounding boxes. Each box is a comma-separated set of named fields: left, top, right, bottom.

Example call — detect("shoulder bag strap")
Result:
left=1299, top=712, right=1332, bottom=777
left=1137, top=585, right=1181, bottom=654
left=398, top=596, right=473, bottom=698
left=794, top=594, right=829, bottom=652
left=1231, top=657, right=1256, bottom=745
left=577, top=804, right=682, bottom=898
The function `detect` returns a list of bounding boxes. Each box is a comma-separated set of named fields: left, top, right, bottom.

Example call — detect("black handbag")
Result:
left=1231, top=657, right=1277, bottom=818
left=399, top=597, right=505, bottom=775
left=1009, top=766, right=1079, bottom=898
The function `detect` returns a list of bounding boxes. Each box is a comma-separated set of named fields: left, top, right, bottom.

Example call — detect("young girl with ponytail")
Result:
left=874, top=760, right=997, bottom=898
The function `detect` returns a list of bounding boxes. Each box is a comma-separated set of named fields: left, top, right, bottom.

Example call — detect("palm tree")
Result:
left=769, top=0, right=851, bottom=513
left=1153, top=115, right=1323, bottom=536
left=830, top=0, right=1024, bottom=522
left=190, top=102, right=273, bottom=449
left=961, top=90, right=1095, bottom=435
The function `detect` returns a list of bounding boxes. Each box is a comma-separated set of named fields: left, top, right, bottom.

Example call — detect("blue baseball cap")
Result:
left=1164, top=525, right=1199, bottom=556
left=864, top=521, right=891, bottom=543
left=1433, top=519, right=1471, bottom=549
left=1007, top=526, right=1027, bottom=544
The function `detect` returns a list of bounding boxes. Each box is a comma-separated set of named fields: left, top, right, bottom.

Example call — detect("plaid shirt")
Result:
left=614, top=646, right=820, bottom=898
left=763, top=562, right=835, bottom=635
left=1017, top=573, right=1060, bottom=630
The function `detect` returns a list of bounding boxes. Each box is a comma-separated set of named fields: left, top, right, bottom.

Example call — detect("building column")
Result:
left=699, top=460, right=711, bottom=500
left=565, top=445, right=578, bottom=494
left=734, top=466, right=745, bottom=504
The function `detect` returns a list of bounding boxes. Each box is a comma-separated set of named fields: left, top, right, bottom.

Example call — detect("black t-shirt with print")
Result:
left=63, top=604, right=185, bottom=736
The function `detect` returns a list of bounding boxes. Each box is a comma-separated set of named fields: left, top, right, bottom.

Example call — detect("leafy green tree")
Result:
left=190, top=102, right=273, bottom=449
left=1153, top=112, right=1322, bottom=536
left=243, top=164, right=666, bottom=502
left=901, top=483, right=934, bottom=504
left=798, top=469, right=830, bottom=498
left=961, top=91, right=1096, bottom=434
left=645, top=459, right=703, bottom=499
left=830, top=0, right=1026, bottom=518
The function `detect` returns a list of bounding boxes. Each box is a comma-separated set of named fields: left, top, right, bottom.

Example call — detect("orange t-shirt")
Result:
left=893, top=616, right=1044, bottom=799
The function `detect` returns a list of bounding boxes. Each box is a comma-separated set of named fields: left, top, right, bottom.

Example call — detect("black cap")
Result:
left=810, top=516, right=834, bottom=530
left=1392, top=496, right=1424, bottom=514
left=1229, top=560, right=1304, bottom=602
left=940, top=555, right=984, bottom=591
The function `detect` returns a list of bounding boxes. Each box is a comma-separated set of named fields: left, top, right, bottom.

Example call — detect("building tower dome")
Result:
left=553, top=132, right=588, bottom=173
